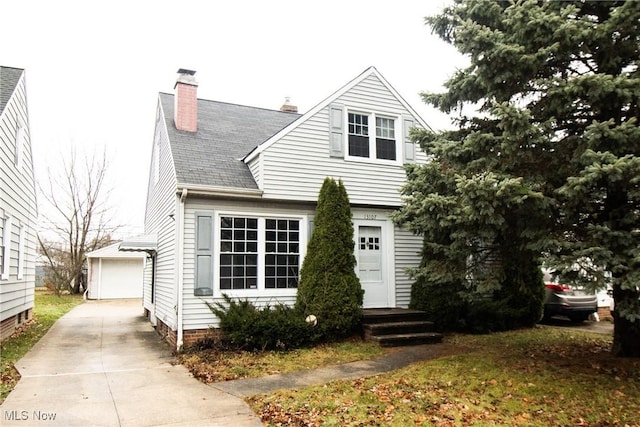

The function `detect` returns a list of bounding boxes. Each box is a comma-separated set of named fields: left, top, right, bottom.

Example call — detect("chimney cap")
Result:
left=177, top=68, right=196, bottom=75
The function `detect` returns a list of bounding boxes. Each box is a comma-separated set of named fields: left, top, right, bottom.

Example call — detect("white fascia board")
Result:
left=158, top=96, right=179, bottom=181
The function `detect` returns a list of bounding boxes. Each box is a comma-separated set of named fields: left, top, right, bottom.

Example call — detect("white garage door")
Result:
left=99, top=259, right=143, bottom=299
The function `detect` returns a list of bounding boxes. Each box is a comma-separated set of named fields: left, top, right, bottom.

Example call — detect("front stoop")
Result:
left=362, top=308, right=443, bottom=347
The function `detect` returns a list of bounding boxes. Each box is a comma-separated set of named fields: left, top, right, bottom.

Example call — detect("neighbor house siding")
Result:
left=259, top=74, right=427, bottom=206
left=0, top=68, right=37, bottom=340
left=143, top=101, right=178, bottom=329
left=181, top=198, right=314, bottom=331
left=394, top=226, right=422, bottom=308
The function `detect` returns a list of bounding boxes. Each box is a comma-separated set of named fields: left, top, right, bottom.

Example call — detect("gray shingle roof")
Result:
left=160, top=93, right=300, bottom=189
left=0, top=66, right=24, bottom=116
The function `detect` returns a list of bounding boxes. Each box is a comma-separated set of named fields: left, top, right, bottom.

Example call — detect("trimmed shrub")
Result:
left=206, top=294, right=317, bottom=351
left=296, top=178, right=364, bottom=341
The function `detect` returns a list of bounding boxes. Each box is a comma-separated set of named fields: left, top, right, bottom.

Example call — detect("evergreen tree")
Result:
left=296, top=178, right=364, bottom=341
left=396, top=0, right=640, bottom=356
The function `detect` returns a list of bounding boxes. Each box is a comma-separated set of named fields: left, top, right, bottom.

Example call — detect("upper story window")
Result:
left=347, top=112, right=397, bottom=162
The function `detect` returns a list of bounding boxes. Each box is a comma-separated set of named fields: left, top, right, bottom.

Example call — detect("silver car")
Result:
left=542, top=283, right=597, bottom=322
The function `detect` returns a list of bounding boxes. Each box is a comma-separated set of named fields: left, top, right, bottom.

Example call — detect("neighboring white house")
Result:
left=126, top=67, right=431, bottom=350
left=0, top=66, right=37, bottom=342
left=86, top=242, right=147, bottom=300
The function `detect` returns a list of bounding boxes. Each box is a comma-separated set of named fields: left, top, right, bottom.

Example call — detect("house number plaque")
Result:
left=363, top=214, right=377, bottom=220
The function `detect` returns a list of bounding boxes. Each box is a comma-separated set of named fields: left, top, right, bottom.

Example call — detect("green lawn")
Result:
left=0, top=289, right=83, bottom=403
left=247, top=327, right=640, bottom=426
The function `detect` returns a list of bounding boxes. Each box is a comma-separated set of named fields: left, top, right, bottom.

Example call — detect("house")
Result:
left=0, top=66, right=37, bottom=342
left=86, top=242, right=147, bottom=300
left=127, top=67, right=430, bottom=350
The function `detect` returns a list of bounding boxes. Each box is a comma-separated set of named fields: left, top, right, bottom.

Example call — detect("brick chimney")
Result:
left=279, top=97, right=298, bottom=113
left=174, top=69, right=198, bottom=132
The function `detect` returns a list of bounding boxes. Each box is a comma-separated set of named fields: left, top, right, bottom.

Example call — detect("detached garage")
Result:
left=86, top=242, right=147, bottom=300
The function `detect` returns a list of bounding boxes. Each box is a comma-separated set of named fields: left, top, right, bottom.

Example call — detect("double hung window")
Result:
left=347, top=112, right=397, bottom=161
left=219, top=217, right=258, bottom=290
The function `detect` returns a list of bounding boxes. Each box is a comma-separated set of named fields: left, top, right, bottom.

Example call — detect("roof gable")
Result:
left=243, top=66, right=430, bottom=163
left=160, top=94, right=299, bottom=189
left=0, top=66, right=24, bottom=117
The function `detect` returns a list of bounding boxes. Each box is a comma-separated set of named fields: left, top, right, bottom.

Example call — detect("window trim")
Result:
left=1, top=216, right=12, bottom=280
left=345, top=109, right=402, bottom=166
left=212, top=211, right=308, bottom=298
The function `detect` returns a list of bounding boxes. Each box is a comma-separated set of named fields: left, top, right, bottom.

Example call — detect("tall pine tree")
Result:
left=396, top=0, right=640, bottom=355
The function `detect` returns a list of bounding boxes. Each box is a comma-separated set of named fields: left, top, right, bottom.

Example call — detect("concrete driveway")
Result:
left=0, top=300, right=261, bottom=427
left=541, top=316, right=614, bottom=335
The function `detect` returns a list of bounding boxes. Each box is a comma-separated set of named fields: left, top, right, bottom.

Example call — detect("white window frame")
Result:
left=1, top=216, right=12, bottom=280
left=213, top=211, right=308, bottom=298
left=345, top=110, right=401, bottom=166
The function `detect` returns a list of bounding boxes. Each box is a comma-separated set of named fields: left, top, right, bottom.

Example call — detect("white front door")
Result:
left=357, top=224, right=389, bottom=307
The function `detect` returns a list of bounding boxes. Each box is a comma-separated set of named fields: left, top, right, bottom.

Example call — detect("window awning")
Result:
left=118, top=234, right=158, bottom=255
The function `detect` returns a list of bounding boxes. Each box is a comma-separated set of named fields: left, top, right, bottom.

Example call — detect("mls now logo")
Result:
left=4, top=410, right=57, bottom=421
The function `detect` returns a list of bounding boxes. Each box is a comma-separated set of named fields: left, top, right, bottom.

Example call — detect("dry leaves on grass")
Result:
left=249, top=329, right=640, bottom=426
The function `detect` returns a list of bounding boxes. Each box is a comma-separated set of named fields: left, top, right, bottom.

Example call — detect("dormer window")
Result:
left=348, top=113, right=370, bottom=157
left=347, top=111, right=398, bottom=163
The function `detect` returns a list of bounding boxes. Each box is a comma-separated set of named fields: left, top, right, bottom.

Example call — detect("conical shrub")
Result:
left=296, top=178, right=364, bottom=341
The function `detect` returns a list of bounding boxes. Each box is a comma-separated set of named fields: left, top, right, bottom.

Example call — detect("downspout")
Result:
left=176, top=188, right=188, bottom=351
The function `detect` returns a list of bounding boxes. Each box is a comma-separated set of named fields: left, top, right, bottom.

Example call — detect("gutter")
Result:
left=176, top=188, right=188, bottom=351
left=176, top=183, right=263, bottom=200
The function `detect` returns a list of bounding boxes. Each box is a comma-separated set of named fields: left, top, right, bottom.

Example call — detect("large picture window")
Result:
left=217, top=215, right=302, bottom=292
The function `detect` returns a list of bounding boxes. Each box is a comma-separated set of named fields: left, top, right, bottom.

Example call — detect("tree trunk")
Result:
left=611, top=286, right=640, bottom=357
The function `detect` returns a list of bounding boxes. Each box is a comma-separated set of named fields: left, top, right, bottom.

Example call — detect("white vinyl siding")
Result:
left=258, top=74, right=427, bottom=206
left=0, top=69, right=37, bottom=324
left=248, top=157, right=262, bottom=189
left=142, top=100, right=179, bottom=329
left=17, top=225, right=25, bottom=280
left=394, top=225, right=423, bottom=308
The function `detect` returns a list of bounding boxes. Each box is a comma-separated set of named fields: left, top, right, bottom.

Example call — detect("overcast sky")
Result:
left=2, top=0, right=466, bottom=239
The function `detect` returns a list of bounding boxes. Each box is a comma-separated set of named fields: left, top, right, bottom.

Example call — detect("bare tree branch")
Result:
left=38, top=146, right=120, bottom=294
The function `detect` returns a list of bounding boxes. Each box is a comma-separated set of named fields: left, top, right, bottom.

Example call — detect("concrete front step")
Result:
left=362, top=308, right=430, bottom=324
left=370, top=332, right=444, bottom=347
left=361, top=308, right=443, bottom=347
left=363, top=320, right=436, bottom=339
